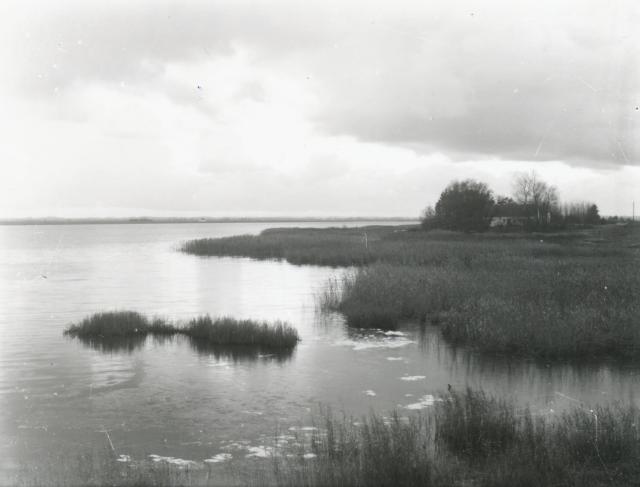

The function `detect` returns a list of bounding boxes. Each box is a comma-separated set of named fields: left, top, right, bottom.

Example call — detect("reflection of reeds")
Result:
left=187, top=338, right=295, bottom=363
left=75, top=334, right=147, bottom=353
left=64, top=311, right=300, bottom=353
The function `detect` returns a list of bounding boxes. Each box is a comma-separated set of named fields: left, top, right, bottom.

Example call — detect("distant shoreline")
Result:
left=0, top=216, right=419, bottom=226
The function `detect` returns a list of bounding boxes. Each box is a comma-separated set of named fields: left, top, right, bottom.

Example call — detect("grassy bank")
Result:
left=324, top=257, right=640, bottom=358
left=15, top=389, right=639, bottom=486
left=183, top=223, right=640, bottom=359
left=64, top=311, right=300, bottom=350
left=180, top=225, right=628, bottom=267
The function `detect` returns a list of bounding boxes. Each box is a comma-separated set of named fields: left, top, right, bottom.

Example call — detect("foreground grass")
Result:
left=64, top=311, right=300, bottom=350
left=271, top=389, right=640, bottom=487
left=15, top=390, right=639, bottom=487
left=183, top=223, right=640, bottom=359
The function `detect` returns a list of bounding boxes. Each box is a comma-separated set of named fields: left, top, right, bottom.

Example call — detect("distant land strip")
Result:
left=0, top=216, right=419, bottom=226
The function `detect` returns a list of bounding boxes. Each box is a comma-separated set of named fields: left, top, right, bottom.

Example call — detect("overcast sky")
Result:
left=0, top=0, right=638, bottom=218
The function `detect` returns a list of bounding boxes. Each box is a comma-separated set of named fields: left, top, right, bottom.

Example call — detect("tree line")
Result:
left=421, top=172, right=601, bottom=232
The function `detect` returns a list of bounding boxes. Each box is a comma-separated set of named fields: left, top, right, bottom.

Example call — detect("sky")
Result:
left=0, top=0, right=638, bottom=218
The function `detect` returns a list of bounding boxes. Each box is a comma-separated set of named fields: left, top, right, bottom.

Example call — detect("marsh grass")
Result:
left=181, top=225, right=640, bottom=357
left=64, top=311, right=300, bottom=351
left=311, top=224, right=640, bottom=358
left=185, top=316, right=299, bottom=348
left=64, top=311, right=150, bottom=338
left=268, top=389, right=640, bottom=487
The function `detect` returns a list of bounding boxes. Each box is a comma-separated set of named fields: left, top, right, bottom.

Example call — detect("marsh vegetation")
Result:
left=64, top=311, right=300, bottom=351
left=183, top=224, right=640, bottom=359
left=273, top=389, right=640, bottom=487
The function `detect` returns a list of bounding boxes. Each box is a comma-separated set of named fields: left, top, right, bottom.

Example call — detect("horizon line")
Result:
left=0, top=215, right=420, bottom=226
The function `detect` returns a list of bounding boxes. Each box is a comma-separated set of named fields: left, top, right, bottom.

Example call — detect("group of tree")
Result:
left=421, top=172, right=601, bottom=232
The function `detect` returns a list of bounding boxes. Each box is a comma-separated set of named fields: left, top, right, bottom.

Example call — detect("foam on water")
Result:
left=148, top=454, right=197, bottom=467
left=363, top=389, right=376, bottom=396
left=245, top=446, right=273, bottom=458
left=288, top=426, right=318, bottom=432
left=337, top=337, right=416, bottom=351
left=405, top=395, right=436, bottom=410
left=204, top=453, right=232, bottom=463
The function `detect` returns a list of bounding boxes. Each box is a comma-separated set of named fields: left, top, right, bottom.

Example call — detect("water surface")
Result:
left=1, top=222, right=639, bottom=474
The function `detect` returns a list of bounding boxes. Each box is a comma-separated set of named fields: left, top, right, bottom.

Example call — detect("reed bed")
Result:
left=181, top=225, right=626, bottom=267
left=324, top=257, right=640, bottom=358
left=64, top=311, right=300, bottom=350
left=270, top=389, right=640, bottom=487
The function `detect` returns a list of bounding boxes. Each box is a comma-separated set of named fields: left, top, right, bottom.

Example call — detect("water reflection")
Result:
left=187, top=337, right=296, bottom=363
left=69, top=332, right=296, bottom=364
left=71, top=334, right=147, bottom=353
left=3, top=222, right=640, bottom=473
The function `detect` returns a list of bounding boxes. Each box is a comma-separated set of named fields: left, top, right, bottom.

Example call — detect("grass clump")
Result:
left=184, top=316, right=300, bottom=349
left=64, top=311, right=299, bottom=351
left=64, top=311, right=150, bottom=338
left=273, top=411, right=445, bottom=487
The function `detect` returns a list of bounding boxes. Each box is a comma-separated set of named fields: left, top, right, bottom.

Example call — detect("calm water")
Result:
left=1, top=222, right=639, bottom=474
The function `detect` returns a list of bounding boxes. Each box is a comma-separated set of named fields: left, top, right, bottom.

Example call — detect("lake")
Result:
left=1, top=222, right=639, bottom=476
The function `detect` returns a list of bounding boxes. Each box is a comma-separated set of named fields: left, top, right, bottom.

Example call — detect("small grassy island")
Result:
left=64, top=311, right=300, bottom=350
left=182, top=223, right=640, bottom=360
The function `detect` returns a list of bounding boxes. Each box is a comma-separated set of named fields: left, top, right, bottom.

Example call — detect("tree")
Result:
left=433, top=179, right=494, bottom=231
left=420, top=205, right=438, bottom=230
left=512, top=171, right=559, bottom=226
left=586, top=204, right=600, bottom=224
left=561, top=201, right=600, bottom=225
left=493, top=196, right=521, bottom=217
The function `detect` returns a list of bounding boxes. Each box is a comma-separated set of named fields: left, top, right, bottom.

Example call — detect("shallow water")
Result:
left=1, top=222, right=639, bottom=473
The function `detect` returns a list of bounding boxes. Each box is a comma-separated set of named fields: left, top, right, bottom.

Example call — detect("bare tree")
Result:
left=513, top=171, right=537, bottom=206
left=512, top=171, right=559, bottom=225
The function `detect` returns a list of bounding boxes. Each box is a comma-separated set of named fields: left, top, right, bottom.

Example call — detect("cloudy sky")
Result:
left=0, top=0, right=638, bottom=218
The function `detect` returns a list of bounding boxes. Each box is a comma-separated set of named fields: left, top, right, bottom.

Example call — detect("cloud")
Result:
left=309, top=1, right=639, bottom=166
left=5, top=0, right=638, bottom=167
left=0, top=0, right=638, bottom=218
